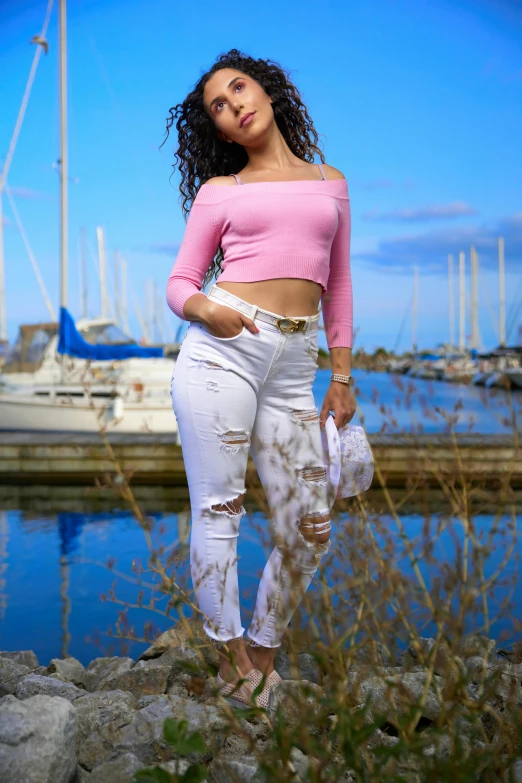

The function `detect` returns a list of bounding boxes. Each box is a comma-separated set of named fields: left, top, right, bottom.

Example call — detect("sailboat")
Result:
left=0, top=308, right=180, bottom=435
left=0, top=0, right=179, bottom=436
left=1, top=315, right=178, bottom=395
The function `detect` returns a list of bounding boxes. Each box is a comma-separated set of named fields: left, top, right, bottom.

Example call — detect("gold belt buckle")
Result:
left=276, top=317, right=304, bottom=333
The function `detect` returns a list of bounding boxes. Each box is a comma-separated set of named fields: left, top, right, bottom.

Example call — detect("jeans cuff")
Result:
left=204, top=632, right=244, bottom=649
left=245, top=634, right=282, bottom=649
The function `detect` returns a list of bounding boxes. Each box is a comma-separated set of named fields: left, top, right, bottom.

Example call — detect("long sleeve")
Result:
left=321, top=194, right=353, bottom=349
left=166, top=194, right=221, bottom=320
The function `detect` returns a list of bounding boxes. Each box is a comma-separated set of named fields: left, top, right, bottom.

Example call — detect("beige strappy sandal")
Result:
left=216, top=667, right=283, bottom=709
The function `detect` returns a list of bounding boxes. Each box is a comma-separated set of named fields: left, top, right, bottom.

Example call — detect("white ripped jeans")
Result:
left=170, top=291, right=332, bottom=649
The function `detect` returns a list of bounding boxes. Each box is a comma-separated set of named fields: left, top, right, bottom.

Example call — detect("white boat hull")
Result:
left=506, top=369, right=522, bottom=390
left=0, top=393, right=179, bottom=437
left=472, top=372, right=491, bottom=386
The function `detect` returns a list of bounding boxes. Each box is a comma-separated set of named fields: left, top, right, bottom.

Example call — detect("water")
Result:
left=0, top=371, right=520, bottom=666
left=0, top=501, right=519, bottom=666
left=318, top=369, right=522, bottom=434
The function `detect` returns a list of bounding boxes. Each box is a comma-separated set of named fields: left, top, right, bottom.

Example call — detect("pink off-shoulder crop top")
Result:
left=166, top=162, right=352, bottom=349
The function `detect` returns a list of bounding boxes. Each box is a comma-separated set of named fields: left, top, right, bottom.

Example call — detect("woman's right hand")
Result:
left=200, top=300, right=259, bottom=338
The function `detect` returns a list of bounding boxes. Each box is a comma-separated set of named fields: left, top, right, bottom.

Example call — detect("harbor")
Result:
left=1, top=3, right=522, bottom=781
left=0, top=428, right=521, bottom=488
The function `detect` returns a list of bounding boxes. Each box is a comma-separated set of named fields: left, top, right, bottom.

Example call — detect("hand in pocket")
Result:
left=201, top=301, right=259, bottom=338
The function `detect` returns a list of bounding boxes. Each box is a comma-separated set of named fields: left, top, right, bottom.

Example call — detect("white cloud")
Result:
left=353, top=211, right=522, bottom=271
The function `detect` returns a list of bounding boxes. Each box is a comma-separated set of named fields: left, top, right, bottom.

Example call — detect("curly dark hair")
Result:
left=162, top=48, right=325, bottom=284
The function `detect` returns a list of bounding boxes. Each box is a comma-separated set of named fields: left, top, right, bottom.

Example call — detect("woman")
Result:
left=165, top=48, right=355, bottom=709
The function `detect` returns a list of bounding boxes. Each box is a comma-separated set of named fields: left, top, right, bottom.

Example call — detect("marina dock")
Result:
left=0, top=432, right=520, bottom=488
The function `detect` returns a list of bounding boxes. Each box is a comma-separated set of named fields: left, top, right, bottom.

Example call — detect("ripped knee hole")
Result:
left=297, top=512, right=331, bottom=545
left=210, top=494, right=245, bottom=516
left=297, top=466, right=328, bottom=486
left=219, top=430, right=250, bottom=454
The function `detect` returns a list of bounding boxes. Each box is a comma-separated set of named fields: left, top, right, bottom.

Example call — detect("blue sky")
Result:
left=1, top=0, right=521, bottom=352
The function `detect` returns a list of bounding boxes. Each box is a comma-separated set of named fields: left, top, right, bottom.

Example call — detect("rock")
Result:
left=491, top=669, right=522, bottom=708
left=422, top=733, right=455, bottom=759
left=169, top=699, right=228, bottom=760
left=80, top=694, right=227, bottom=769
left=97, top=658, right=171, bottom=698
left=73, top=768, right=91, bottom=782
left=350, top=641, right=391, bottom=667
left=222, top=732, right=253, bottom=757
left=0, top=657, right=30, bottom=696
left=208, top=755, right=261, bottom=782
left=340, top=666, right=407, bottom=703
left=268, top=680, right=325, bottom=732
left=160, top=642, right=209, bottom=677
left=83, top=657, right=133, bottom=692
left=496, top=660, right=522, bottom=678
left=408, top=637, right=455, bottom=677
left=139, top=618, right=219, bottom=667
left=166, top=672, right=194, bottom=700
left=459, top=635, right=496, bottom=663
left=16, top=674, right=83, bottom=703
left=358, top=671, right=442, bottom=723
left=497, top=642, right=522, bottom=665
left=366, top=728, right=401, bottom=750
left=87, top=752, right=142, bottom=783
left=158, top=758, right=191, bottom=776
left=464, top=655, right=491, bottom=678
left=0, top=650, right=39, bottom=669
left=74, top=690, right=136, bottom=754
left=48, top=658, right=86, bottom=688
left=0, top=694, right=77, bottom=783
left=0, top=694, right=18, bottom=707
left=505, top=758, right=522, bottom=783
left=273, top=650, right=321, bottom=683
left=136, top=694, right=164, bottom=709
left=139, top=626, right=193, bottom=659
left=289, top=746, right=312, bottom=778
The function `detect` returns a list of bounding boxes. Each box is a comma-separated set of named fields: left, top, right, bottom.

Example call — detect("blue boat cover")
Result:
left=57, top=307, right=163, bottom=359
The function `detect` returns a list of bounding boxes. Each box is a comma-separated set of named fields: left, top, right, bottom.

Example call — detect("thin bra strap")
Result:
left=230, top=173, right=242, bottom=185
left=317, top=162, right=327, bottom=181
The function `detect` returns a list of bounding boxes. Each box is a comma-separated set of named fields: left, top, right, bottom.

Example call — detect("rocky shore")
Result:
left=1, top=625, right=521, bottom=782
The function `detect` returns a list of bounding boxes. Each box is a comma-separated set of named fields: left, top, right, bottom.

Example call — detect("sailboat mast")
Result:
left=59, top=0, right=68, bottom=311
left=470, top=245, right=479, bottom=350
left=459, top=250, right=465, bottom=351
left=0, top=192, right=6, bottom=343
left=96, top=227, right=108, bottom=318
left=120, top=256, right=129, bottom=333
left=80, top=226, right=87, bottom=318
left=412, top=265, right=419, bottom=353
left=498, top=236, right=506, bottom=347
left=113, top=249, right=120, bottom=326
left=448, top=253, right=454, bottom=349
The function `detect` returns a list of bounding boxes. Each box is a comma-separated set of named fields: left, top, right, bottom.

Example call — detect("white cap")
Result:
left=321, top=415, right=374, bottom=500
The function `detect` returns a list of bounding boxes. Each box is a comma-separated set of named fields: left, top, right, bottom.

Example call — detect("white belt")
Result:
left=207, top=285, right=319, bottom=334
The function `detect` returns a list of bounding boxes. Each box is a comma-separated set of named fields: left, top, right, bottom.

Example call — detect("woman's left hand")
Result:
left=319, top=382, right=356, bottom=429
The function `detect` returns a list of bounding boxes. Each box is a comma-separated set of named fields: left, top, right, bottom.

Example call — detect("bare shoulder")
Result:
left=323, top=163, right=346, bottom=181
left=202, top=175, right=237, bottom=187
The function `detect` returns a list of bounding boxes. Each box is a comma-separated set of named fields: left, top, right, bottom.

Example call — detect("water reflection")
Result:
left=0, top=487, right=519, bottom=666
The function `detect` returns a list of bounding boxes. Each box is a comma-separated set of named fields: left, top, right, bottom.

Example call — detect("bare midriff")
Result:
left=216, top=279, right=323, bottom=317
